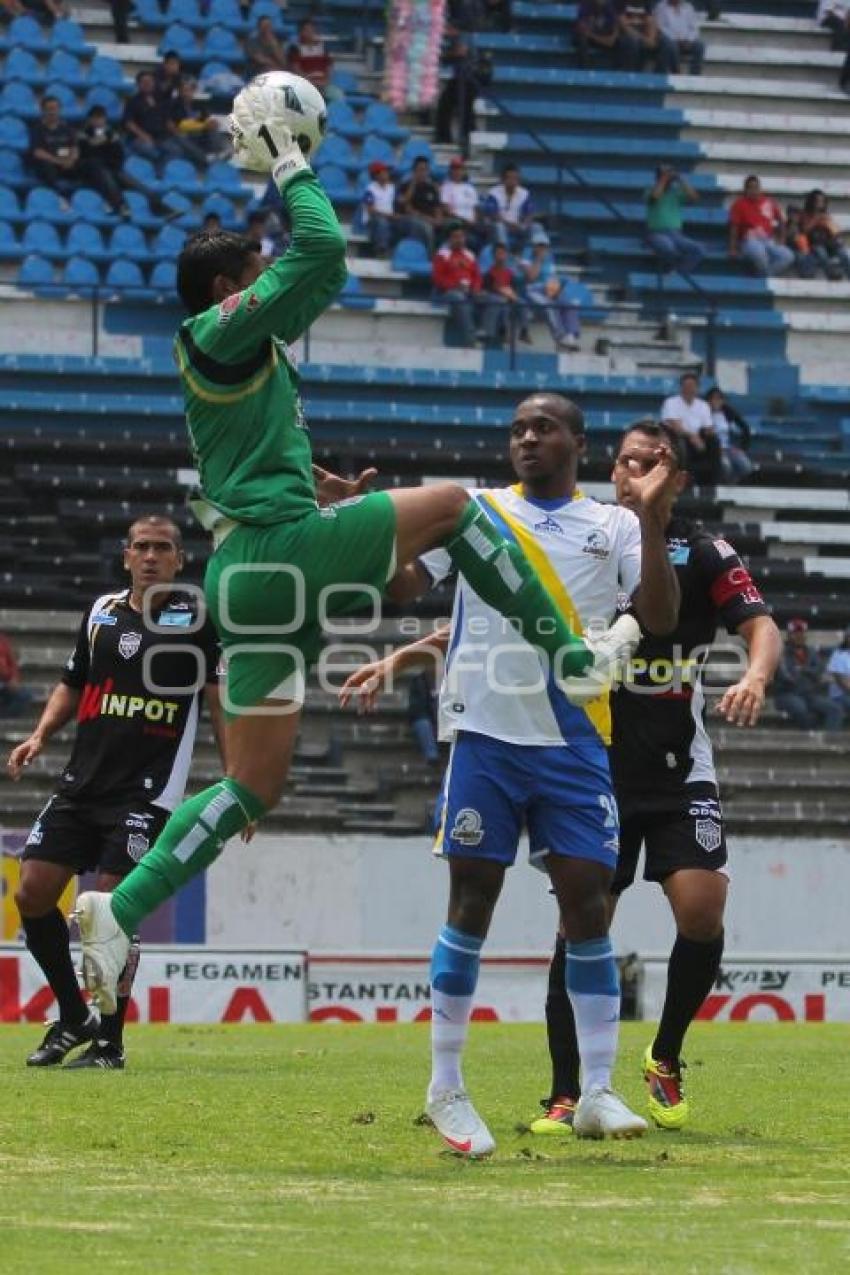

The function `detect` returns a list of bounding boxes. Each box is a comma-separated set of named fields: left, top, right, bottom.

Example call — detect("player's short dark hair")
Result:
left=176, top=231, right=261, bottom=314
left=502, top=163, right=519, bottom=177
left=516, top=392, right=585, bottom=438
left=619, top=418, right=687, bottom=471
left=40, top=94, right=59, bottom=109
left=126, top=514, right=183, bottom=549
left=679, top=371, right=698, bottom=384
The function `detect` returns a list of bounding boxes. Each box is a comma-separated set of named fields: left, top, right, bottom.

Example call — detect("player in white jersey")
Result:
left=341, top=393, right=681, bottom=1155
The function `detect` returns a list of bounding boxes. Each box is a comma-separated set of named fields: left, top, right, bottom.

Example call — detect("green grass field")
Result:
left=1, top=1022, right=847, bottom=1275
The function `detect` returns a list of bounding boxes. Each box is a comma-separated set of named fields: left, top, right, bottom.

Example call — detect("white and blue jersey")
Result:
left=422, top=485, right=642, bottom=868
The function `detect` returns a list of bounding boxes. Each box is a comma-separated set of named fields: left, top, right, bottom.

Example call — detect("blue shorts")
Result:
left=433, top=730, right=619, bottom=868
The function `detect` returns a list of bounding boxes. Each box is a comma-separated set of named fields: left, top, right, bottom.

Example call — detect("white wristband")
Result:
left=272, top=147, right=310, bottom=190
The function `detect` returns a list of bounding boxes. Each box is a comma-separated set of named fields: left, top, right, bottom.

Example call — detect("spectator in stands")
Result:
left=619, top=2, right=678, bottom=72
left=171, top=78, right=231, bottom=160
left=397, top=156, right=444, bottom=255
left=481, top=243, right=527, bottom=346
left=773, top=619, right=843, bottom=730
left=818, top=0, right=850, bottom=95
left=245, top=209, right=287, bottom=258
left=660, top=372, right=722, bottom=483
left=288, top=19, right=339, bottom=100
left=785, top=204, right=819, bottom=280
left=520, top=228, right=581, bottom=351
left=432, top=224, right=482, bottom=348
left=440, top=156, right=481, bottom=247
left=654, top=0, right=705, bottom=74
left=407, top=669, right=440, bottom=767
left=245, top=16, right=288, bottom=77
left=705, top=386, right=753, bottom=483
left=0, top=634, right=32, bottom=720
left=27, top=96, right=129, bottom=215
left=362, top=160, right=398, bottom=256
left=154, top=51, right=185, bottom=110
left=573, top=0, right=640, bottom=69
left=825, top=626, right=850, bottom=723
left=1, top=0, right=26, bottom=14
left=728, top=175, right=796, bottom=277
left=434, top=37, right=490, bottom=149
left=484, top=163, right=540, bottom=252
left=645, top=165, right=705, bottom=276
left=123, top=71, right=209, bottom=169
left=24, top=0, right=68, bottom=21
left=798, top=189, right=850, bottom=280
left=108, top=0, right=132, bottom=44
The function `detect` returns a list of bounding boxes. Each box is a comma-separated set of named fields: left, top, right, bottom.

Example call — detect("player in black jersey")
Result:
left=532, top=421, right=781, bottom=1134
left=6, top=515, right=223, bottom=1069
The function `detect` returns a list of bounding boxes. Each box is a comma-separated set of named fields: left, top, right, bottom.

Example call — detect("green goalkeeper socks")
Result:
left=110, top=779, right=266, bottom=937
left=445, top=501, right=592, bottom=677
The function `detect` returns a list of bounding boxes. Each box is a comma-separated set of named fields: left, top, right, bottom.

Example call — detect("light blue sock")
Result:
left=429, top=925, right=483, bottom=1098
left=566, top=937, right=621, bottom=1093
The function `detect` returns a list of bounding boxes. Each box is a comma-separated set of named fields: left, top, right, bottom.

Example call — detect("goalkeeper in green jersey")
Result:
left=74, top=81, right=640, bottom=1014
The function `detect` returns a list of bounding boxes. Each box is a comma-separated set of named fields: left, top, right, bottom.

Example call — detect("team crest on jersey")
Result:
left=26, top=820, right=44, bottom=847
left=126, top=832, right=150, bottom=862
left=694, top=818, right=722, bottom=853
left=119, top=631, right=143, bottom=660
left=451, top=807, right=484, bottom=847
left=582, top=529, right=610, bottom=560
left=217, top=291, right=243, bottom=323
left=533, top=515, right=564, bottom=537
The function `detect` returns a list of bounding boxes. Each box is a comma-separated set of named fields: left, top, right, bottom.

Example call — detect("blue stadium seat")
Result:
left=52, top=19, right=94, bottom=55
left=123, top=191, right=160, bottom=229
left=0, top=222, right=24, bottom=260
left=167, top=0, right=210, bottom=29
left=205, top=160, right=242, bottom=192
left=64, top=255, right=101, bottom=291
left=66, top=221, right=108, bottom=261
left=361, top=135, right=396, bottom=170
left=108, top=223, right=151, bottom=262
left=399, top=138, right=434, bottom=171
left=151, top=224, right=186, bottom=258
left=338, top=273, right=374, bottom=309
left=317, top=165, right=351, bottom=200
left=5, top=49, right=45, bottom=86
left=22, top=220, right=64, bottom=258
left=69, top=189, right=116, bottom=226
left=162, top=157, right=206, bottom=197
left=134, top=0, right=169, bottom=29
left=210, top=0, right=250, bottom=32
left=0, top=118, right=29, bottom=152
left=326, top=100, right=360, bottom=141
left=23, top=186, right=73, bottom=225
left=330, top=68, right=358, bottom=97
left=18, top=254, right=55, bottom=290
left=104, top=258, right=151, bottom=297
left=7, top=16, right=50, bottom=53
left=198, top=60, right=242, bottom=93
left=124, top=155, right=162, bottom=192
left=157, top=24, right=199, bottom=58
left=88, top=55, right=130, bottom=90
left=362, top=102, right=409, bottom=143
left=150, top=259, right=178, bottom=295
left=200, top=192, right=238, bottom=225
left=0, top=151, right=26, bottom=186
left=44, top=50, right=87, bottom=90
left=202, top=25, right=243, bottom=64
left=316, top=135, right=354, bottom=170
left=250, top=0, right=291, bottom=29
left=391, top=237, right=431, bottom=279
left=0, top=187, right=20, bottom=221
left=159, top=192, right=195, bottom=226
left=0, top=82, right=40, bottom=121
left=82, top=87, right=122, bottom=120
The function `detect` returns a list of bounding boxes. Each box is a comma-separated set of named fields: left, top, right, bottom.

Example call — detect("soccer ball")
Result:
left=237, top=71, right=328, bottom=160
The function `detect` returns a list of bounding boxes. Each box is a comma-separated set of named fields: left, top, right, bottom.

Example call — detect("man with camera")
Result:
left=645, top=165, right=705, bottom=277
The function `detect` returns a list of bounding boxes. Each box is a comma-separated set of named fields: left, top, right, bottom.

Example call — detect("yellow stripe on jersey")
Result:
left=174, top=339, right=277, bottom=405
left=479, top=491, right=611, bottom=744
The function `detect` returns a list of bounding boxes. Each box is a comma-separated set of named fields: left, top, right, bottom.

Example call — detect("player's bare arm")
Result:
left=616, top=441, right=682, bottom=635
left=7, top=682, right=80, bottom=780
left=339, top=625, right=450, bottom=714
left=717, top=613, right=782, bottom=727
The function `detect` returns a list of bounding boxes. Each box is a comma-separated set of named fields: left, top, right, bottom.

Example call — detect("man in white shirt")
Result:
left=654, top=0, right=705, bottom=74
left=484, top=163, right=541, bottom=251
left=826, top=627, right=850, bottom=721
left=440, top=156, right=481, bottom=247
left=661, top=372, right=720, bottom=483
left=341, top=393, right=681, bottom=1155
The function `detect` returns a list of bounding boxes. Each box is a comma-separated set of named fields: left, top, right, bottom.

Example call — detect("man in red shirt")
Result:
left=481, top=242, right=528, bottom=347
left=287, top=19, right=336, bottom=97
left=0, top=633, right=32, bottom=719
left=432, top=224, right=482, bottom=348
left=728, top=175, right=795, bottom=277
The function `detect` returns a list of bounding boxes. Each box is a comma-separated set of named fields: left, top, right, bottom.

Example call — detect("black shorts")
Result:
left=21, top=793, right=169, bottom=878
left=612, top=782, right=728, bottom=895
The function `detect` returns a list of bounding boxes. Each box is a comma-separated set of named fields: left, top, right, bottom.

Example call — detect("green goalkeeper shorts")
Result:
left=205, top=491, right=397, bottom=716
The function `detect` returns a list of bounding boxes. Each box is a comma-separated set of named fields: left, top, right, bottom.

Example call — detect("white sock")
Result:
left=568, top=989, right=620, bottom=1092
left=428, top=989, right=474, bottom=1100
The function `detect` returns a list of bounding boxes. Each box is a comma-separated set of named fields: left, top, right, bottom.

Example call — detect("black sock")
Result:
left=653, top=930, right=724, bottom=1063
left=22, top=909, right=89, bottom=1025
left=545, top=935, right=581, bottom=1102
left=99, top=935, right=140, bottom=1048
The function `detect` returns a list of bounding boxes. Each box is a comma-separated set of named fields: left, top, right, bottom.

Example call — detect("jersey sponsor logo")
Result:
left=158, top=611, right=194, bottom=627
left=118, top=631, right=143, bottom=660
left=25, top=820, right=44, bottom=847
left=126, top=812, right=154, bottom=830
left=92, top=612, right=118, bottom=625
left=710, top=566, right=763, bottom=610
left=695, top=818, right=722, bottom=853
left=78, top=679, right=181, bottom=726
left=126, top=832, right=150, bottom=862
left=217, top=291, right=243, bottom=324
left=532, top=515, right=564, bottom=537
left=667, top=538, right=690, bottom=566
left=450, top=807, right=484, bottom=847
left=582, top=529, right=610, bottom=560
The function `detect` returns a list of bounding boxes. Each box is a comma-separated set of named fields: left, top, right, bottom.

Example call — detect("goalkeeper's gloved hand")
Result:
left=229, top=88, right=310, bottom=189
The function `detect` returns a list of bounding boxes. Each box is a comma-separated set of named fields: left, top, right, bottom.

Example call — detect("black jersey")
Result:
left=58, top=588, right=220, bottom=810
left=610, top=517, right=769, bottom=794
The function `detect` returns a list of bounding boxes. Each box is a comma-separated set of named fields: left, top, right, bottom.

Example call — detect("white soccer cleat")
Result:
left=573, top=1086, right=649, bottom=1140
left=560, top=614, right=642, bottom=706
left=72, top=891, right=130, bottom=1016
left=426, top=1088, right=496, bottom=1158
